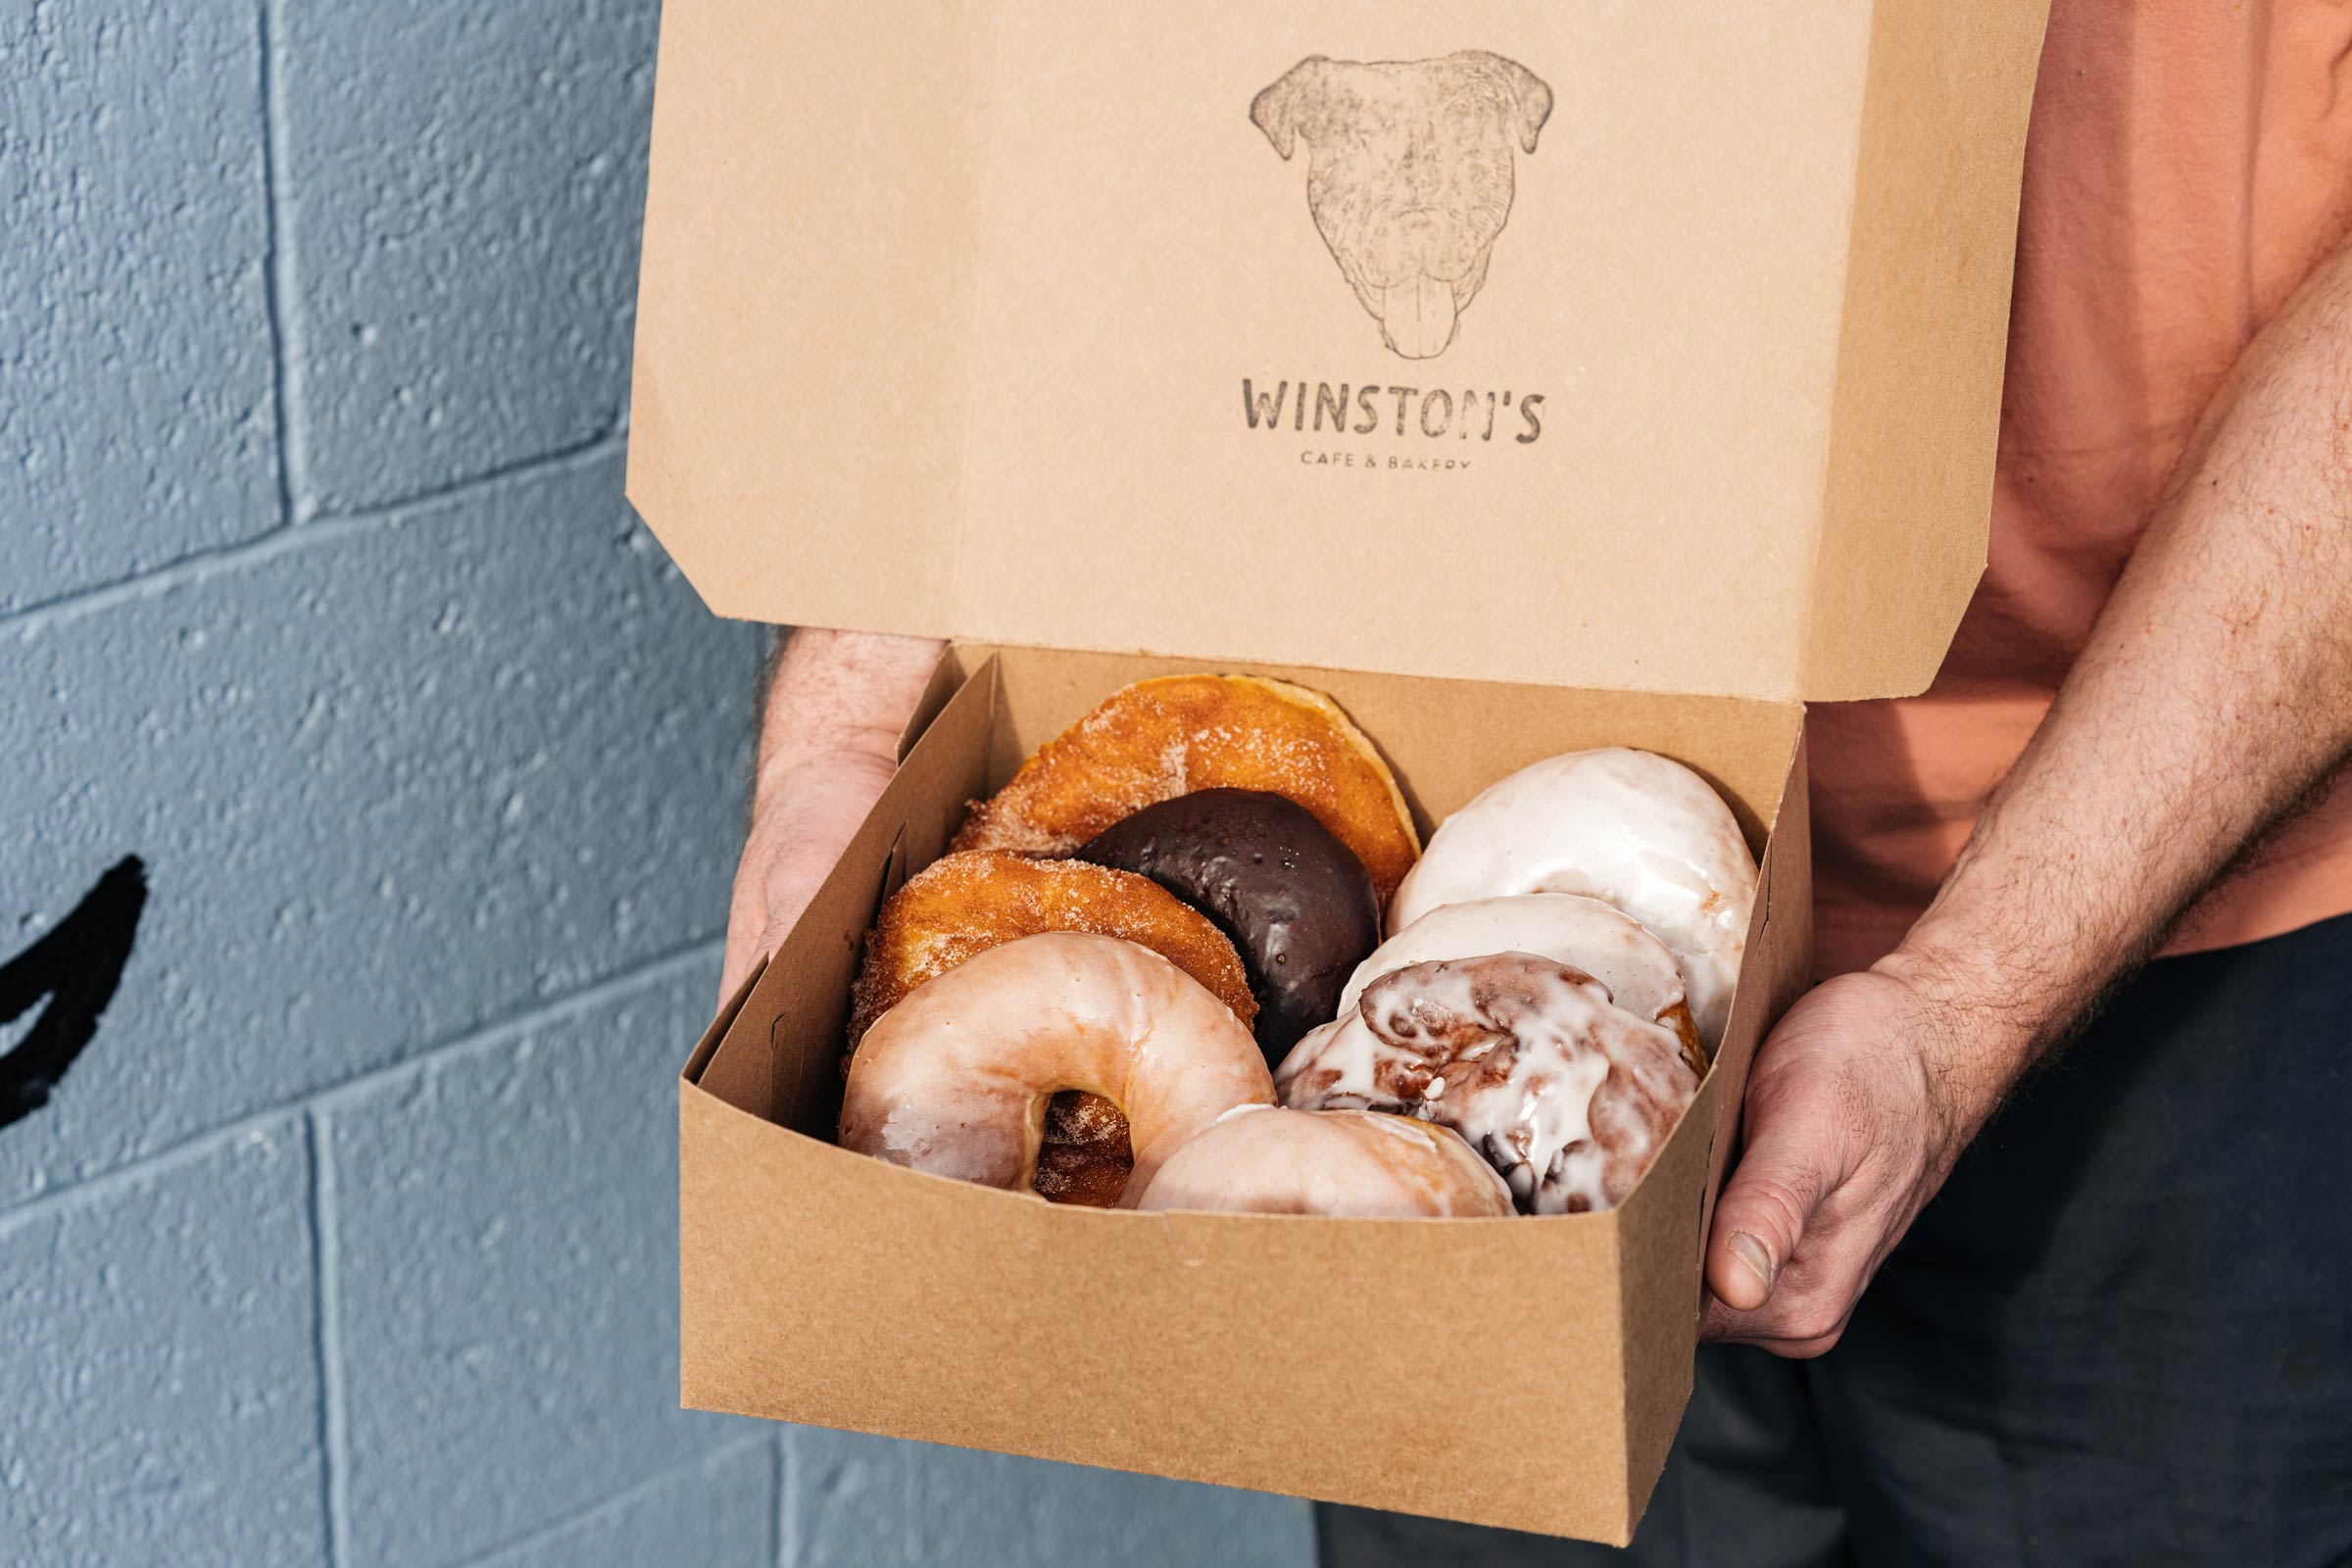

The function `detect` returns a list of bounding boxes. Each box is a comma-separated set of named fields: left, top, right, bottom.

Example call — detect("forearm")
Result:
left=1701, top=248, right=2352, bottom=1335
left=750, top=627, right=946, bottom=806
left=1886, top=237, right=2352, bottom=1121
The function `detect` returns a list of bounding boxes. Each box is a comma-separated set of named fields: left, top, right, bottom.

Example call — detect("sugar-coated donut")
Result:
left=1385, top=749, right=1756, bottom=1045
left=1277, top=954, right=1698, bottom=1214
left=1078, top=789, right=1381, bottom=1060
left=1128, top=1104, right=1512, bottom=1219
left=952, top=674, right=1421, bottom=905
left=1339, top=894, right=1707, bottom=1077
left=841, top=933, right=1275, bottom=1198
left=850, top=852, right=1255, bottom=1044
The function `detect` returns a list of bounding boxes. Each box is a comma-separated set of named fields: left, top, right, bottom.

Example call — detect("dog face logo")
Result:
left=1252, top=51, right=1552, bottom=359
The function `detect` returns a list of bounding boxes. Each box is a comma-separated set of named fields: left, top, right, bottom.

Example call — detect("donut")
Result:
left=1128, top=1105, right=1512, bottom=1219
left=1276, top=953, right=1698, bottom=1214
left=841, top=933, right=1275, bottom=1198
left=850, top=853, right=1260, bottom=1206
left=850, top=852, right=1255, bottom=1043
left=1385, top=749, right=1757, bottom=1046
left=952, top=674, right=1421, bottom=905
left=1077, top=789, right=1381, bottom=1060
left=1339, top=894, right=1707, bottom=1077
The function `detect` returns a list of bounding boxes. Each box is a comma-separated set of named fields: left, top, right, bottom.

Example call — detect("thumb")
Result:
left=716, top=925, right=765, bottom=1016
left=1705, top=1123, right=1831, bottom=1312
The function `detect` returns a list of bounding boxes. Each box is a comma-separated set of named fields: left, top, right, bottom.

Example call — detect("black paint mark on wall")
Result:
left=0, top=857, right=146, bottom=1130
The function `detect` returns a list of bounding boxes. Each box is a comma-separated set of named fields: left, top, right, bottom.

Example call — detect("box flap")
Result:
left=630, top=0, right=2045, bottom=700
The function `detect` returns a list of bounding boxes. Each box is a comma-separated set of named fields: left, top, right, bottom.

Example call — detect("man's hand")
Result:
left=1700, top=964, right=2015, bottom=1353
left=1703, top=228, right=2352, bottom=1354
left=717, top=628, right=945, bottom=1007
left=720, top=746, right=900, bottom=1002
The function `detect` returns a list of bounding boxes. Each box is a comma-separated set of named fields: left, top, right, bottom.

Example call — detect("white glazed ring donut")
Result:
left=1337, top=893, right=1706, bottom=1074
left=1129, top=1104, right=1512, bottom=1218
left=840, top=932, right=1275, bottom=1196
left=1277, top=953, right=1698, bottom=1214
left=1384, top=748, right=1757, bottom=1045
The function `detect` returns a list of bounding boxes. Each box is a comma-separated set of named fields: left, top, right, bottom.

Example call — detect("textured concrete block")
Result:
left=473, top=1443, right=775, bottom=1568
left=274, top=0, right=657, bottom=513
left=0, top=0, right=280, bottom=609
left=0, top=451, right=762, bottom=1204
left=324, top=959, right=754, bottom=1568
left=0, top=1117, right=324, bottom=1568
left=786, top=1430, right=922, bottom=1568
left=785, top=1429, right=1318, bottom=1568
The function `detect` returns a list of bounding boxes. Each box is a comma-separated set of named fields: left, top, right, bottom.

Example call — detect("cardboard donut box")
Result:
left=626, top=0, right=2050, bottom=1543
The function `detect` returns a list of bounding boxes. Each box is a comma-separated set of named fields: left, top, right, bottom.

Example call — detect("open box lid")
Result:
left=627, top=0, right=2047, bottom=703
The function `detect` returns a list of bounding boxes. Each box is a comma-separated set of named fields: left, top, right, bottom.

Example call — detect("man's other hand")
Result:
left=715, top=628, right=944, bottom=1008
left=1700, top=963, right=2012, bottom=1356
left=719, top=746, right=902, bottom=1004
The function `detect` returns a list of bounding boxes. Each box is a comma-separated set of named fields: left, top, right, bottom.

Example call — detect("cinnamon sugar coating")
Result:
left=951, top=674, right=1420, bottom=906
left=851, top=852, right=1255, bottom=1043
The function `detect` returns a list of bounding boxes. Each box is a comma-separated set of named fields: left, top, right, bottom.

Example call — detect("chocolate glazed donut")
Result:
left=1078, top=789, right=1383, bottom=1060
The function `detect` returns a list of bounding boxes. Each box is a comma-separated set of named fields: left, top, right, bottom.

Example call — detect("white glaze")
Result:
left=839, top=932, right=1274, bottom=1193
left=1338, top=893, right=1690, bottom=1033
left=1386, top=748, right=1757, bottom=1045
left=1128, top=1104, right=1512, bottom=1218
left=1276, top=955, right=1698, bottom=1214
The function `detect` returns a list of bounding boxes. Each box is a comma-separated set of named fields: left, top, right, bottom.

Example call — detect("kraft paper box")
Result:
left=626, top=0, right=2049, bottom=1544
left=679, top=644, right=1809, bottom=1542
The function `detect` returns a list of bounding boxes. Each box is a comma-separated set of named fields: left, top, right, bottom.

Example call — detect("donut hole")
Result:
left=1032, top=1090, right=1135, bottom=1206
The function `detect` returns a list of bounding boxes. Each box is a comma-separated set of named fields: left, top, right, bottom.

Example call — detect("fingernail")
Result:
left=1728, top=1232, right=1775, bottom=1293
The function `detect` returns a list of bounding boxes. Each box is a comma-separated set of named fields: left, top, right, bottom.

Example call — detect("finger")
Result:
left=1699, top=1295, right=1747, bottom=1344
left=1704, top=1128, right=1833, bottom=1312
left=1700, top=1235, right=1868, bottom=1357
left=1699, top=1293, right=1847, bottom=1359
left=760, top=859, right=833, bottom=950
left=717, top=867, right=780, bottom=1014
left=716, top=925, right=762, bottom=1014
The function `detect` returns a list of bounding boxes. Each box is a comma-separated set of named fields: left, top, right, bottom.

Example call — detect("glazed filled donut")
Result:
left=1385, top=749, right=1757, bottom=1045
left=850, top=852, right=1260, bottom=1206
left=1277, top=953, right=1698, bottom=1214
left=841, top=933, right=1275, bottom=1197
left=1129, top=1105, right=1512, bottom=1219
left=952, top=674, right=1421, bottom=905
left=1339, top=894, right=1707, bottom=1078
left=1078, top=788, right=1381, bottom=1060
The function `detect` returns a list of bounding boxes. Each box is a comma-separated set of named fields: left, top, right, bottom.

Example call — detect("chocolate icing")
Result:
left=1078, top=788, right=1382, bottom=1060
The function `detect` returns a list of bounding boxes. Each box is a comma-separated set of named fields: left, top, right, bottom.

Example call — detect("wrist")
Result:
left=752, top=724, right=905, bottom=804
left=752, top=628, right=944, bottom=805
left=1870, top=932, right=2046, bottom=1148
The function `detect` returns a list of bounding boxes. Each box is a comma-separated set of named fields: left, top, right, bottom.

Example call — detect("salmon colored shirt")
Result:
left=1810, top=1, right=2352, bottom=979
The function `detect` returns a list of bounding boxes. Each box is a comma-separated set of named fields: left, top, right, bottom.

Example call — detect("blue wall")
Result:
left=0, top=3, right=1316, bottom=1564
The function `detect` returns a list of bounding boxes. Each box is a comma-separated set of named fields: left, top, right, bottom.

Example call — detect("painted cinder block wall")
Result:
left=0, top=3, right=1316, bottom=1565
